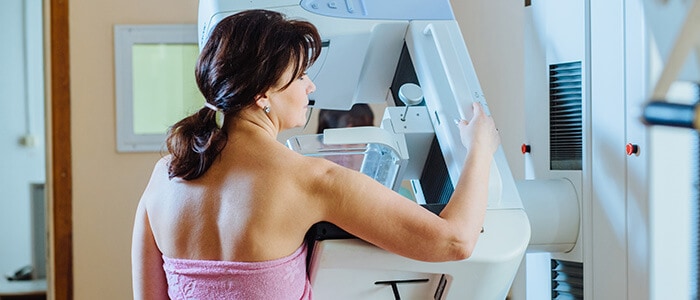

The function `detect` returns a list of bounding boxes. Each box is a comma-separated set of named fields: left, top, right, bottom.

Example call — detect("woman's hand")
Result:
left=457, top=102, right=500, bottom=156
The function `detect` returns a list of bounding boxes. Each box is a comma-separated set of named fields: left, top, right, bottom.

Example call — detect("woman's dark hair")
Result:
left=316, top=103, right=375, bottom=134
left=166, top=9, right=322, bottom=180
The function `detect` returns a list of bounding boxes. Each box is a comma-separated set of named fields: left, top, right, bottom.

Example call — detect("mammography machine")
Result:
left=199, top=1, right=534, bottom=298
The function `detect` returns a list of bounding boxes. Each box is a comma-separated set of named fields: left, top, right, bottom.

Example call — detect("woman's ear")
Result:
left=255, top=94, right=269, bottom=110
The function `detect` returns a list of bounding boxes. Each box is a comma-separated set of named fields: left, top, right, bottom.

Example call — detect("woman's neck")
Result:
left=226, top=108, right=279, bottom=140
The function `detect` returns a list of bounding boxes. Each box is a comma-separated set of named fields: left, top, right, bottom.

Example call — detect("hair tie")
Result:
left=204, top=102, right=220, bottom=112
left=204, top=102, right=224, bottom=128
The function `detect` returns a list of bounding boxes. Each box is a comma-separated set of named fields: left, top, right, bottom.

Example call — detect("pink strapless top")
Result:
left=162, top=244, right=312, bottom=300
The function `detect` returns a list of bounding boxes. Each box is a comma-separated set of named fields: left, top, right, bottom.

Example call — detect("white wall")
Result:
left=0, top=0, right=46, bottom=276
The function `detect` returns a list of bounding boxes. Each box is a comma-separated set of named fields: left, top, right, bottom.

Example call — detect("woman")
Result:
left=131, top=9, right=500, bottom=300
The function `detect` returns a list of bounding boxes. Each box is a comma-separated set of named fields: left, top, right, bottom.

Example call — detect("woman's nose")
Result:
left=308, top=79, right=316, bottom=94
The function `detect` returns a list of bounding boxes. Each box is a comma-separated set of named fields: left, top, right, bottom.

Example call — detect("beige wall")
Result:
left=68, top=1, right=523, bottom=298
left=70, top=0, right=196, bottom=298
left=451, top=0, right=525, bottom=178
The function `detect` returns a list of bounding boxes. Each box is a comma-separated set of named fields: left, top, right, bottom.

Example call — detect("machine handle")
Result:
left=642, top=101, right=698, bottom=129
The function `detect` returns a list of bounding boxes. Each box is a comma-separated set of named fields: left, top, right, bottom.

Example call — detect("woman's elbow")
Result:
left=442, top=228, right=481, bottom=261
left=448, top=239, right=476, bottom=261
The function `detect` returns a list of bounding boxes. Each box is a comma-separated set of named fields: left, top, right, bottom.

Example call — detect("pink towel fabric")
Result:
left=162, top=244, right=312, bottom=299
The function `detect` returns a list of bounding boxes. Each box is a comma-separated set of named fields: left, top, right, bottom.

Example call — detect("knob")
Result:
left=625, top=143, right=640, bottom=156
left=521, top=144, right=531, bottom=154
left=398, top=83, right=424, bottom=121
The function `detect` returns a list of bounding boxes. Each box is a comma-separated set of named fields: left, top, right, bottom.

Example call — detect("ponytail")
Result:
left=165, top=9, right=322, bottom=180
left=166, top=107, right=227, bottom=180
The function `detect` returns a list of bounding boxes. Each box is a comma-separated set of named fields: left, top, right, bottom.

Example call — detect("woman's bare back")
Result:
left=142, top=127, right=326, bottom=263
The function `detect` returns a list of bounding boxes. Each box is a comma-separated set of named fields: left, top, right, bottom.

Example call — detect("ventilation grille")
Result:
left=420, top=137, right=454, bottom=205
left=551, top=259, right=583, bottom=299
left=549, top=61, right=583, bottom=170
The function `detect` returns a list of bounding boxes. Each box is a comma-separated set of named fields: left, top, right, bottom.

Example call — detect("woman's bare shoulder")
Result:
left=139, top=156, right=174, bottom=203
left=272, top=148, right=336, bottom=177
left=266, top=147, right=352, bottom=190
left=154, top=155, right=171, bottom=170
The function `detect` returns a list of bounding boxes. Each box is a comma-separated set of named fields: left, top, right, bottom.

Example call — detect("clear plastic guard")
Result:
left=286, top=134, right=403, bottom=189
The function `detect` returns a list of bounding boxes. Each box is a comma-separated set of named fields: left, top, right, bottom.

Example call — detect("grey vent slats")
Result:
left=551, top=259, right=584, bottom=299
left=550, top=61, right=583, bottom=170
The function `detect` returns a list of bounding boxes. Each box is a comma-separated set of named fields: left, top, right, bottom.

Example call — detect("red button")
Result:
left=626, top=143, right=639, bottom=156
left=521, top=144, right=531, bottom=154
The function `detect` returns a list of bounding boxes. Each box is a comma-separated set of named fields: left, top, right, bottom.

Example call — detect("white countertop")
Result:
left=0, top=277, right=47, bottom=296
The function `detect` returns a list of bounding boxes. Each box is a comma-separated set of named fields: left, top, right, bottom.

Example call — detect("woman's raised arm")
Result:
left=313, top=102, right=500, bottom=262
